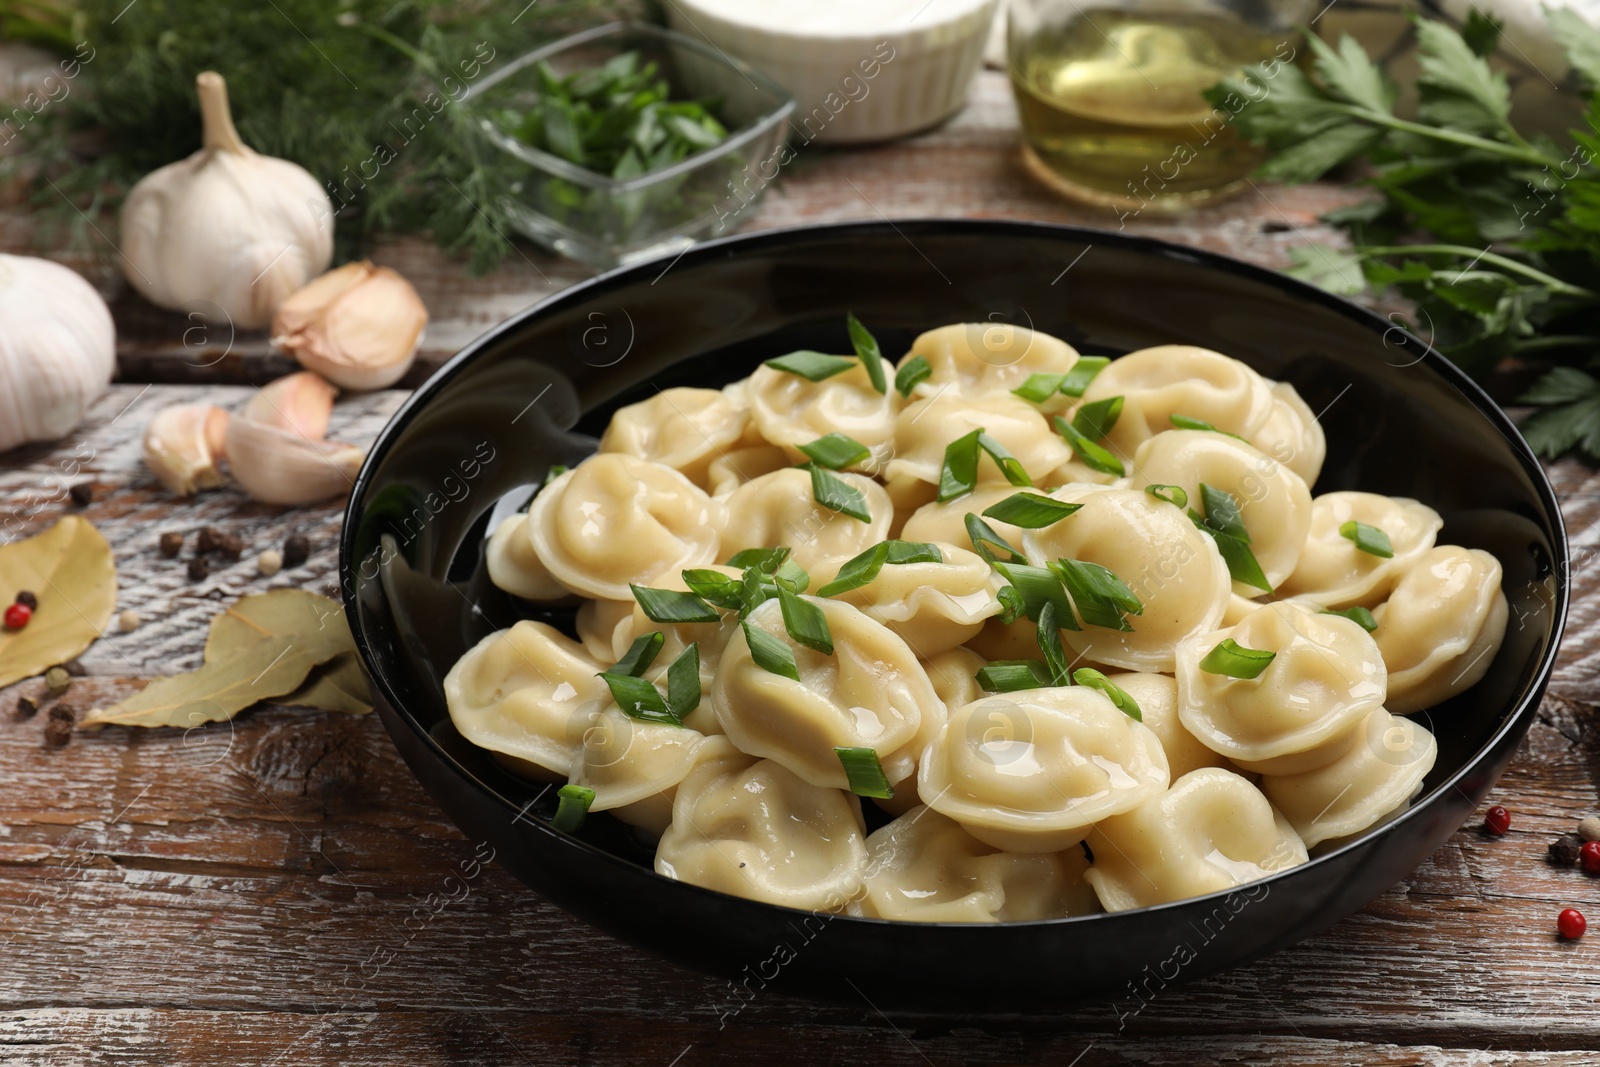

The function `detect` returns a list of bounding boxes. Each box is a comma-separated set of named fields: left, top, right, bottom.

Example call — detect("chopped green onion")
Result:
left=541, top=464, right=568, bottom=488
left=742, top=619, right=800, bottom=681
left=834, top=746, right=894, bottom=799
left=1144, top=484, right=1188, bottom=508
left=681, top=569, right=746, bottom=611
left=1339, top=520, right=1394, bottom=558
left=846, top=312, right=887, bottom=394
left=1053, top=415, right=1125, bottom=477
left=807, top=463, right=872, bottom=523
left=726, top=546, right=791, bottom=571
left=976, top=660, right=1050, bottom=692
left=796, top=432, right=871, bottom=470
left=1012, top=373, right=1068, bottom=404
left=885, top=540, right=941, bottom=565
left=964, top=513, right=1026, bottom=564
left=997, top=584, right=1026, bottom=624
left=982, top=492, right=1082, bottom=529
left=738, top=565, right=773, bottom=616
left=1036, top=601, right=1073, bottom=685
left=777, top=586, right=833, bottom=654
left=939, top=429, right=983, bottom=502
left=894, top=354, right=932, bottom=398
left=1195, top=484, right=1272, bottom=593
left=1197, top=484, right=1250, bottom=542
left=597, top=670, right=678, bottom=725
left=665, top=643, right=701, bottom=720
left=612, top=632, right=664, bottom=677
left=629, top=583, right=720, bottom=624
left=1209, top=530, right=1273, bottom=593
left=1169, top=414, right=1248, bottom=441
left=1072, top=396, right=1124, bottom=441
left=816, top=540, right=941, bottom=596
left=1059, top=356, right=1110, bottom=397
left=1052, top=558, right=1143, bottom=631
left=993, top=561, right=1079, bottom=628
left=1072, top=667, right=1142, bottom=721
left=774, top=558, right=810, bottom=592
left=977, top=432, right=1034, bottom=487
left=764, top=351, right=858, bottom=381
left=1198, top=638, right=1276, bottom=679
left=1322, top=605, right=1379, bottom=632
left=551, top=784, right=594, bottom=833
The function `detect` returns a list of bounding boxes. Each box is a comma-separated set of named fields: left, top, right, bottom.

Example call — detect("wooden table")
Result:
left=3, top=69, right=1598, bottom=1065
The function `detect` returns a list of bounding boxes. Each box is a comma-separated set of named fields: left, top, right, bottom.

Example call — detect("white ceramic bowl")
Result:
left=663, top=0, right=999, bottom=143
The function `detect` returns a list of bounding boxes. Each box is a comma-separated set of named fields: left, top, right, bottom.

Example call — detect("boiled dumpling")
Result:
left=711, top=598, right=945, bottom=791
left=570, top=706, right=708, bottom=836
left=886, top=391, right=1072, bottom=491
left=852, top=805, right=1100, bottom=922
left=919, top=687, right=1169, bottom=852
left=485, top=512, right=569, bottom=601
left=818, top=542, right=1002, bottom=656
left=706, top=444, right=791, bottom=497
left=1021, top=485, right=1231, bottom=673
left=746, top=356, right=901, bottom=469
left=442, top=621, right=609, bottom=781
left=598, top=386, right=750, bottom=489
left=1078, top=345, right=1274, bottom=458
left=1373, top=545, right=1508, bottom=714
left=525, top=454, right=725, bottom=601
left=1104, top=672, right=1229, bottom=779
left=1176, top=601, right=1386, bottom=774
left=720, top=467, right=892, bottom=574
left=585, top=565, right=743, bottom=684
left=1131, top=429, right=1312, bottom=596
left=575, top=597, right=636, bottom=663
left=1084, top=767, right=1308, bottom=911
left=655, top=738, right=868, bottom=911
left=922, top=647, right=987, bottom=710
left=899, top=485, right=1030, bottom=550
left=1260, top=707, right=1437, bottom=847
left=1277, top=492, right=1443, bottom=609
left=898, top=322, right=1079, bottom=401
left=1248, top=382, right=1326, bottom=488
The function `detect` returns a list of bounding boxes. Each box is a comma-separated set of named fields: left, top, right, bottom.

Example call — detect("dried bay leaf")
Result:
left=0, top=517, right=117, bottom=689
left=280, top=652, right=373, bottom=715
left=84, top=589, right=355, bottom=728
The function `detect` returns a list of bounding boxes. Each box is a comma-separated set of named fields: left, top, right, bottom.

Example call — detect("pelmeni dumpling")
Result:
left=1177, top=601, right=1386, bottom=774
left=852, top=806, right=1100, bottom=922
left=706, top=444, right=791, bottom=497
left=525, top=454, right=725, bottom=601
left=597, top=386, right=750, bottom=489
left=655, top=738, right=868, bottom=911
left=486, top=513, right=569, bottom=601
left=711, top=598, right=944, bottom=791
left=1079, top=345, right=1274, bottom=458
left=1084, top=767, right=1308, bottom=911
left=899, top=485, right=1029, bottom=550
left=1248, top=382, right=1326, bottom=487
left=746, top=357, right=901, bottom=468
left=963, top=615, right=1041, bottom=663
left=1260, top=708, right=1437, bottom=847
left=886, top=391, right=1072, bottom=490
left=1131, top=429, right=1312, bottom=596
left=570, top=707, right=708, bottom=836
left=919, top=687, right=1169, bottom=853
left=442, top=621, right=609, bottom=781
left=590, top=565, right=744, bottom=680
left=1106, top=672, right=1229, bottom=779
left=922, top=647, right=987, bottom=710
left=1021, top=485, right=1231, bottom=673
left=1373, top=546, right=1508, bottom=714
left=720, top=467, right=892, bottom=574
left=575, top=597, right=635, bottom=663
left=899, top=323, right=1079, bottom=401
left=820, top=542, right=1002, bottom=656
left=1277, top=492, right=1443, bottom=609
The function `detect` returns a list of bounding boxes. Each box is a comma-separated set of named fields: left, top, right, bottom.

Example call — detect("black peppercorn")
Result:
left=1550, top=834, right=1583, bottom=867
left=187, top=558, right=210, bottom=582
left=282, top=533, right=311, bottom=569
left=15, top=696, right=37, bottom=719
left=196, top=527, right=222, bottom=554
left=14, top=590, right=37, bottom=610
left=47, top=703, right=75, bottom=724
left=217, top=532, right=245, bottom=561
left=68, top=482, right=92, bottom=508
left=43, top=717, right=72, bottom=747
left=159, top=531, right=185, bottom=558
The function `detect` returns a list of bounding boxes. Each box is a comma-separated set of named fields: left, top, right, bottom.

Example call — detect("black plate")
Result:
left=339, top=219, right=1568, bottom=1011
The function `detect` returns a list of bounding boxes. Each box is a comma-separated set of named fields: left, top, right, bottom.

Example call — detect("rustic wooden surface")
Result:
left=0, top=65, right=1596, bottom=1067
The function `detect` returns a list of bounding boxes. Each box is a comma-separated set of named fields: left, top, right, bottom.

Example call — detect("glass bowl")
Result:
left=461, top=22, right=796, bottom=269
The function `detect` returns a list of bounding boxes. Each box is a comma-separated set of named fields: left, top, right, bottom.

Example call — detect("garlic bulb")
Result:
left=0, top=254, right=116, bottom=453
left=143, top=402, right=229, bottom=496
left=272, top=261, right=427, bottom=390
left=225, top=370, right=365, bottom=506
left=119, top=72, right=333, bottom=331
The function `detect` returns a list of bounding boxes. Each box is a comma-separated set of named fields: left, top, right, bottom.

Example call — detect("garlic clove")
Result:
left=271, top=261, right=427, bottom=391
left=242, top=371, right=338, bottom=440
left=143, top=402, right=230, bottom=496
left=224, top=410, right=365, bottom=506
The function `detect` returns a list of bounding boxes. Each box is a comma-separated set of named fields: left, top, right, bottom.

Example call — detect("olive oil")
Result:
left=1011, top=10, right=1294, bottom=208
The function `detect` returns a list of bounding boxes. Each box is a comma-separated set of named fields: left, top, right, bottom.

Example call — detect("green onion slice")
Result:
left=1198, top=638, right=1277, bottom=679
left=629, top=583, right=720, bottom=624
left=815, top=540, right=941, bottom=597
left=1145, top=483, right=1188, bottom=508
left=665, top=643, right=701, bottom=720
left=681, top=569, right=746, bottom=611
left=612, top=632, right=664, bottom=677
left=1170, top=414, right=1249, bottom=441
left=846, top=312, right=887, bottom=394
left=1013, top=373, right=1068, bottom=404
left=1322, top=605, right=1379, bottom=632
left=1052, top=558, right=1143, bottom=631
left=1059, top=356, right=1110, bottom=398
left=977, top=432, right=1034, bottom=487
left=764, top=351, right=857, bottom=381
left=1210, top=531, right=1273, bottom=593
left=976, top=660, right=1050, bottom=692
left=1053, top=415, right=1125, bottom=477
left=597, top=670, right=679, bottom=725
left=1339, top=520, right=1394, bottom=558
left=1072, top=395, right=1124, bottom=441
left=1198, top=483, right=1250, bottom=542
left=1072, top=667, right=1142, bottom=721
left=777, top=585, right=833, bottom=654
left=993, top=561, right=1079, bottom=628
left=835, top=746, right=894, bottom=799
left=1036, top=601, right=1073, bottom=685
left=939, top=429, right=983, bottom=502
left=1194, top=484, right=1272, bottom=593
left=964, top=513, right=1026, bottom=564
left=797, top=432, right=871, bottom=470
left=725, top=546, right=791, bottom=571
left=997, top=584, right=1026, bottom=624
left=982, top=492, right=1082, bottom=529
left=541, top=464, right=568, bottom=488
left=807, top=463, right=872, bottom=522
left=895, top=354, right=931, bottom=398
left=742, top=619, right=800, bottom=681
left=551, top=784, right=594, bottom=833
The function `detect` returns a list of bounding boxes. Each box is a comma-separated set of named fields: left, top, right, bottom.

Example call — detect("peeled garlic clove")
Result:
left=119, top=72, right=334, bottom=331
left=0, top=254, right=116, bottom=453
left=143, top=402, right=230, bottom=496
left=271, top=260, right=427, bottom=391
left=242, top=371, right=338, bottom=440
left=224, top=411, right=364, bottom=506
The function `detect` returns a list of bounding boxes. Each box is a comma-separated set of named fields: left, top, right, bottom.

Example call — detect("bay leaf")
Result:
left=203, top=588, right=351, bottom=661
left=0, top=517, right=117, bottom=689
left=280, top=652, right=373, bottom=715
